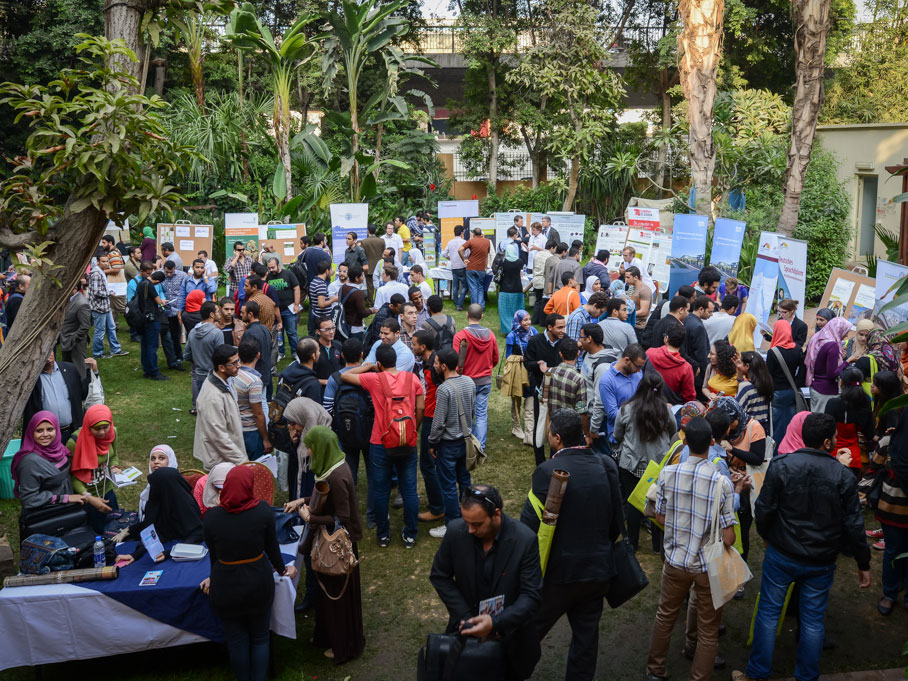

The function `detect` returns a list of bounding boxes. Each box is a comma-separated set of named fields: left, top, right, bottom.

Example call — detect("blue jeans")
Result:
left=159, top=324, right=178, bottom=366
left=473, top=383, right=491, bottom=450
left=91, top=310, right=121, bottom=356
left=436, top=439, right=471, bottom=523
left=466, top=270, right=486, bottom=309
left=882, top=524, right=908, bottom=603
left=191, top=372, right=206, bottom=409
left=280, top=308, right=298, bottom=356
left=370, top=443, right=418, bottom=540
left=747, top=545, right=836, bottom=681
left=222, top=608, right=271, bottom=681
left=452, top=268, right=467, bottom=308
left=420, top=417, right=444, bottom=516
left=772, top=388, right=797, bottom=445
left=243, top=430, right=264, bottom=460
left=140, top=320, right=161, bottom=377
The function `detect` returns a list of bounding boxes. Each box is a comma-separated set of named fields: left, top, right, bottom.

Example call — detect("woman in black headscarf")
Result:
left=117, top=467, right=204, bottom=564
left=814, top=308, right=835, bottom=333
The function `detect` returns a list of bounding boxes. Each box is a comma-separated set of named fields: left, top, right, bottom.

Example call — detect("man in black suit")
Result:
left=60, top=278, right=92, bottom=379
left=430, top=484, right=543, bottom=681
left=23, top=352, right=93, bottom=444
left=521, top=409, right=625, bottom=681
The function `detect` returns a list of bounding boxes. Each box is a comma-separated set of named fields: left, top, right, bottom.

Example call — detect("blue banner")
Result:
left=710, top=218, right=746, bottom=281
left=748, top=232, right=780, bottom=348
left=668, top=214, right=708, bottom=298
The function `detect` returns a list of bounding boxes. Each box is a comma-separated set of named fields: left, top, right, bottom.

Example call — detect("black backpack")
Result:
left=491, top=250, right=506, bottom=283
left=268, top=372, right=320, bottom=452
left=640, top=299, right=664, bottom=349
left=331, top=371, right=373, bottom=451
left=334, top=285, right=358, bottom=341
left=363, top=304, right=390, bottom=350
left=125, top=282, right=153, bottom=329
left=289, top=253, right=308, bottom=302
left=425, top=315, right=456, bottom=350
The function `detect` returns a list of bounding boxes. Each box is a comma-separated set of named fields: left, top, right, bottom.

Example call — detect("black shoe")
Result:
left=878, top=597, right=894, bottom=616
left=645, top=674, right=667, bottom=681
left=168, top=363, right=185, bottom=371
left=148, top=374, right=171, bottom=381
left=377, top=535, right=390, bottom=548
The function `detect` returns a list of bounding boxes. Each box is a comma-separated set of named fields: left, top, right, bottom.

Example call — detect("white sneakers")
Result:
left=429, top=525, right=447, bottom=538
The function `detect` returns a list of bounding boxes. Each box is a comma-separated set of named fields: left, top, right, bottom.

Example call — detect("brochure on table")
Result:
left=710, top=218, right=746, bottom=281
left=157, top=222, right=213, bottom=269
left=668, top=214, right=708, bottom=297
left=329, top=203, right=369, bottom=264
left=874, top=259, right=908, bottom=329
left=594, top=225, right=630, bottom=271
left=775, top=236, right=808, bottom=320
left=748, top=233, right=780, bottom=350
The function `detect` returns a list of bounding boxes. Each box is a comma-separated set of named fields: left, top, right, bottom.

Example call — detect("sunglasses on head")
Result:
left=461, top=486, right=499, bottom=511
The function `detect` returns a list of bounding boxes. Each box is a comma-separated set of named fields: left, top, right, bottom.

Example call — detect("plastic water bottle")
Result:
left=93, top=536, right=106, bottom=569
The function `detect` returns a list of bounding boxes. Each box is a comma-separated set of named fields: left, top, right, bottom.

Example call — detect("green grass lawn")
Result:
left=0, top=297, right=904, bottom=680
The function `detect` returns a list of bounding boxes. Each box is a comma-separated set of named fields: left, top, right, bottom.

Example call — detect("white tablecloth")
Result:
left=0, top=539, right=304, bottom=671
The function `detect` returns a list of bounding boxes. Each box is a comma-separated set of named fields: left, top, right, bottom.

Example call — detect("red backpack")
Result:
left=379, top=372, right=418, bottom=459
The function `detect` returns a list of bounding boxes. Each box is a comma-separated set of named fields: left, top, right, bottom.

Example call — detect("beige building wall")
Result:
left=816, top=123, right=908, bottom=264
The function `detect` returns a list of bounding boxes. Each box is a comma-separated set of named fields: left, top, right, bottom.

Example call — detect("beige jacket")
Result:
left=193, top=372, right=248, bottom=470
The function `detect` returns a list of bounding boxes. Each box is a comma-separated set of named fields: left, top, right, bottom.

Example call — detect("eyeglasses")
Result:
left=461, top=486, right=499, bottom=511
left=225, top=359, right=241, bottom=366
left=319, top=326, right=336, bottom=332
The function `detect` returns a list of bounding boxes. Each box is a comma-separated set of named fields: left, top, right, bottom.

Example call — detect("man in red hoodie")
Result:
left=645, top=324, right=696, bottom=404
left=453, top=303, right=499, bottom=449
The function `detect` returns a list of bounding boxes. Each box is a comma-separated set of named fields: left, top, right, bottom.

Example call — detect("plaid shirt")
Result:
left=161, top=270, right=188, bottom=317
left=544, top=362, right=587, bottom=415
left=225, top=254, right=254, bottom=285
left=87, top=265, right=110, bottom=313
left=565, top=305, right=594, bottom=363
left=657, top=457, right=737, bottom=572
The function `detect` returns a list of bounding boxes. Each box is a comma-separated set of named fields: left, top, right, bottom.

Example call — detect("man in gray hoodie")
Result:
left=183, top=301, right=223, bottom=413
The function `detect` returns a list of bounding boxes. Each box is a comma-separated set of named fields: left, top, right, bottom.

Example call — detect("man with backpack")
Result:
left=337, top=265, right=376, bottom=341
left=341, top=344, right=425, bottom=549
left=427, top=347, right=476, bottom=539
left=363, top=292, right=406, bottom=351
left=453, top=304, right=498, bottom=450
left=422, top=294, right=456, bottom=350
left=411, top=329, right=445, bottom=526
left=241, top=300, right=275, bottom=401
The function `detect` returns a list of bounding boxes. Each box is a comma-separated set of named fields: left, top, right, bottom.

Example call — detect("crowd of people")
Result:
left=1, top=214, right=906, bottom=681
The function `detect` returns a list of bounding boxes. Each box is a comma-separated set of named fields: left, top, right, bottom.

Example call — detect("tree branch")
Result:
left=0, top=229, right=48, bottom=250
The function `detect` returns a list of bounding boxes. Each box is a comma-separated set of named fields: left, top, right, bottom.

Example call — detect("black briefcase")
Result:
left=606, top=537, right=649, bottom=608
left=417, top=633, right=505, bottom=681
left=19, top=503, right=89, bottom=539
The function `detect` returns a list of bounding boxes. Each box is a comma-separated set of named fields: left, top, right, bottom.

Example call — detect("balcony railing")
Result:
left=417, top=24, right=668, bottom=54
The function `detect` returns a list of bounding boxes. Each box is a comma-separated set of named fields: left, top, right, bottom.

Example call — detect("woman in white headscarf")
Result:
left=138, top=444, right=177, bottom=520
left=194, top=462, right=235, bottom=516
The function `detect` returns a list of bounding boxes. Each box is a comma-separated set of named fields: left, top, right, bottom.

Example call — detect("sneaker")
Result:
left=733, top=586, right=745, bottom=600
left=148, top=374, right=171, bottom=381
left=112, top=350, right=129, bottom=356
left=873, top=539, right=886, bottom=550
left=377, top=535, right=390, bottom=548
left=866, top=528, right=884, bottom=539
left=418, top=511, right=445, bottom=522
left=392, top=492, right=404, bottom=509
left=97, top=354, right=112, bottom=360
left=401, top=533, right=415, bottom=549
left=366, top=516, right=376, bottom=530
left=168, top=363, right=185, bottom=371
left=429, top=525, right=447, bottom=538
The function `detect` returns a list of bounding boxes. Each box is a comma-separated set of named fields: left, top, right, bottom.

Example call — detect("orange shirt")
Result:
left=544, top=286, right=580, bottom=316
left=461, top=237, right=491, bottom=271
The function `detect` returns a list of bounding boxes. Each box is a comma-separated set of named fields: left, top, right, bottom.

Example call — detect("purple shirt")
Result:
left=811, top=341, right=848, bottom=395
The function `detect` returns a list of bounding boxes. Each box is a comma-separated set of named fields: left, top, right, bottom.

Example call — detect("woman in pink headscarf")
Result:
left=804, top=316, right=855, bottom=414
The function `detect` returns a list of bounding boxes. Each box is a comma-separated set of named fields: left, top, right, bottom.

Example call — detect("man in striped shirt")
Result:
left=646, top=417, right=737, bottom=681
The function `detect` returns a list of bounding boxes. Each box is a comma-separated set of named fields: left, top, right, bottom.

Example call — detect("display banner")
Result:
left=875, top=259, right=908, bottom=329
left=627, top=206, right=660, bottom=230
left=710, top=218, right=746, bottom=280
left=438, top=200, right=480, bottom=249
left=650, top=232, right=673, bottom=293
left=329, top=203, right=369, bottom=264
left=549, top=214, right=586, bottom=245
left=668, top=214, right=708, bottom=298
left=748, top=232, right=780, bottom=348
left=594, top=225, right=630, bottom=271
left=775, top=236, right=807, bottom=319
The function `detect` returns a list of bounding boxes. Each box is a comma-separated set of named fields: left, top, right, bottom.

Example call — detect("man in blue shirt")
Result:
left=365, top=317, right=415, bottom=372
left=599, top=344, right=646, bottom=450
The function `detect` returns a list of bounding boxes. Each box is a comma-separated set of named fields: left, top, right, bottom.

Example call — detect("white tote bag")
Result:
left=84, top=371, right=105, bottom=408
left=704, top=481, right=753, bottom=610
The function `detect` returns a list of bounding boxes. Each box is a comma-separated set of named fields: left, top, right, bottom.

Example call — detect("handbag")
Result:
left=454, top=385, right=486, bottom=471
left=628, top=441, right=683, bottom=515
left=84, top=371, right=105, bottom=408
left=19, top=502, right=88, bottom=539
left=770, top=347, right=809, bottom=413
left=703, top=479, right=753, bottom=609
left=310, top=525, right=357, bottom=601
left=272, top=506, right=301, bottom=544
left=417, top=633, right=505, bottom=681
left=606, top=537, right=649, bottom=608
left=20, top=534, right=75, bottom=575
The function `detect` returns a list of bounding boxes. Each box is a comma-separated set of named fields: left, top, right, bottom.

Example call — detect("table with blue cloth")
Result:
left=0, top=538, right=303, bottom=671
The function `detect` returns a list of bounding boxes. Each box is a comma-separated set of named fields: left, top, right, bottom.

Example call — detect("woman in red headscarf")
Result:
left=766, top=318, right=804, bottom=444
left=68, top=404, right=120, bottom=530
left=202, top=467, right=297, bottom=681
left=181, top=289, right=206, bottom=336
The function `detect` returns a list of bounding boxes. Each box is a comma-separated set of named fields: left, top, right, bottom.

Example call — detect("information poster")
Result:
left=820, top=268, right=876, bottom=323
left=625, top=229, right=658, bottom=285
left=775, top=236, right=808, bottom=319
left=494, top=212, right=524, bottom=246
left=594, top=225, right=630, bottom=271
left=650, top=232, right=673, bottom=293
left=748, top=233, right=780, bottom=350
left=850, top=284, right=876, bottom=323
left=627, top=206, right=660, bottom=231
left=827, top=278, right=856, bottom=317
left=422, top=229, right=437, bottom=268
left=549, top=213, right=586, bottom=245
left=668, top=214, right=708, bottom=298
left=157, top=221, right=213, bottom=268
left=438, top=200, right=480, bottom=251
left=710, top=218, right=746, bottom=280
left=874, top=259, right=908, bottom=329
left=329, top=203, right=369, bottom=264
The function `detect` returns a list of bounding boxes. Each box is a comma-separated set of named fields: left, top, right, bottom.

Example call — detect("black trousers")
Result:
left=167, top=316, right=183, bottom=357
left=536, top=580, right=610, bottom=681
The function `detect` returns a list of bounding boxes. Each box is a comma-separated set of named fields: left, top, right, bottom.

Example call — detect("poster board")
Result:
left=874, top=259, right=908, bottom=330
left=104, top=219, right=131, bottom=246
left=748, top=233, right=780, bottom=349
left=594, top=225, right=630, bottom=271
left=329, top=203, right=369, bottom=264
left=775, top=236, right=808, bottom=319
left=548, top=213, right=586, bottom=245
left=650, top=232, right=673, bottom=293
left=710, top=218, right=746, bottom=280
left=438, top=200, right=480, bottom=251
left=668, top=214, right=708, bottom=297
left=819, top=268, right=876, bottom=322
left=627, top=206, right=660, bottom=231
left=157, top=221, right=213, bottom=268
left=260, top=224, right=307, bottom=265
left=494, top=211, right=525, bottom=246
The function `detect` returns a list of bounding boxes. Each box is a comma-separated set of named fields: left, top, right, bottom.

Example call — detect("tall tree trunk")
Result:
left=104, top=0, right=145, bottom=82
left=374, top=123, right=384, bottom=181
left=487, top=63, right=499, bottom=193
left=777, top=0, right=831, bottom=236
left=678, top=0, right=724, bottom=217
left=0, top=208, right=109, bottom=456
left=563, top=157, right=580, bottom=211
left=656, top=70, right=672, bottom=195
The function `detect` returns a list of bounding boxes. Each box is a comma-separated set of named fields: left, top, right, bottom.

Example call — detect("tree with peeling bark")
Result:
left=678, top=0, right=724, bottom=218
left=776, top=0, right=832, bottom=236
left=0, top=35, right=195, bottom=455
